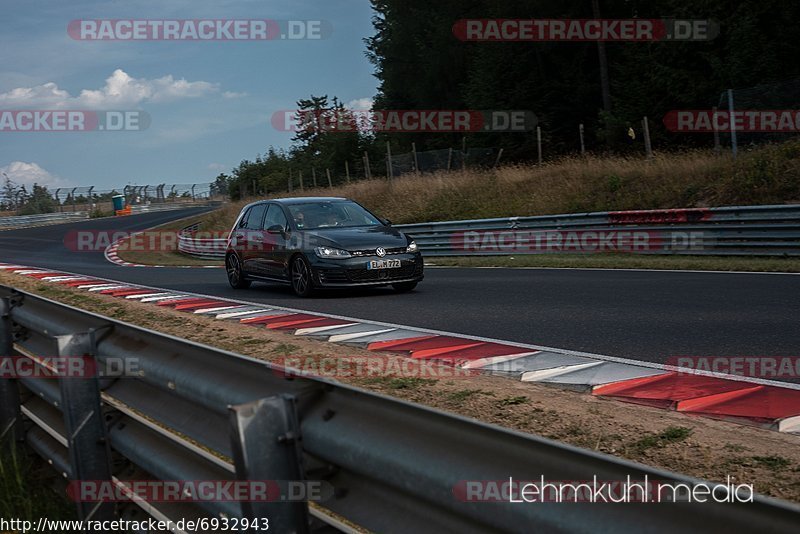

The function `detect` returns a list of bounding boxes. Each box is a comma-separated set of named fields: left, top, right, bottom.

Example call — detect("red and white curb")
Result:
left=3, top=262, right=800, bottom=435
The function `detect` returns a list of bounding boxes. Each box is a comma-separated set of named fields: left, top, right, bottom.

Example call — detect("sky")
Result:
left=0, top=0, right=378, bottom=192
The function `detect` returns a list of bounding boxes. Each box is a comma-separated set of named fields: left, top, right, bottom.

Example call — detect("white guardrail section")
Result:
left=177, top=204, right=800, bottom=259
left=2, top=287, right=800, bottom=533
left=0, top=212, right=88, bottom=229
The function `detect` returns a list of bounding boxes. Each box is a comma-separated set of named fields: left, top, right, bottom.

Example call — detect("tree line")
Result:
left=219, top=0, right=800, bottom=199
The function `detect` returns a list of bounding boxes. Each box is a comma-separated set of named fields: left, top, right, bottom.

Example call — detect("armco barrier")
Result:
left=3, top=285, right=800, bottom=532
left=0, top=211, right=88, bottom=229
left=177, top=204, right=800, bottom=259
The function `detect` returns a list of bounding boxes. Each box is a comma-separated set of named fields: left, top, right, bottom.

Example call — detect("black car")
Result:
left=225, top=197, right=424, bottom=297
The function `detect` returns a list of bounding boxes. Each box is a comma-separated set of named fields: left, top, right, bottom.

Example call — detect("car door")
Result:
left=260, top=203, right=291, bottom=279
left=233, top=203, right=267, bottom=274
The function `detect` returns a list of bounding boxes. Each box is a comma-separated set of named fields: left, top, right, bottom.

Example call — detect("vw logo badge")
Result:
left=376, top=247, right=386, bottom=257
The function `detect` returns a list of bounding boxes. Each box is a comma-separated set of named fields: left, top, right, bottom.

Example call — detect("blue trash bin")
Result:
left=112, top=195, right=125, bottom=212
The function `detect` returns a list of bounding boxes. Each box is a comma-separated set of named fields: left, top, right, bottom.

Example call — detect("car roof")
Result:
left=237, top=197, right=353, bottom=216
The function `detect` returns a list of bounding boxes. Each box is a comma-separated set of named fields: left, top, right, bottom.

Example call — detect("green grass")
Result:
left=361, top=377, right=438, bottom=390
left=0, top=448, right=76, bottom=521
left=497, top=396, right=529, bottom=407
left=752, top=455, right=792, bottom=470
left=631, top=426, right=693, bottom=452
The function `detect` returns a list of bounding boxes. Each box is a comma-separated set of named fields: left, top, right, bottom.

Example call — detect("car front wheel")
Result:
left=291, top=255, right=315, bottom=297
left=226, top=254, right=251, bottom=289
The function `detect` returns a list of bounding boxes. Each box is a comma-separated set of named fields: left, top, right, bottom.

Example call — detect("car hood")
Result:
left=305, top=226, right=409, bottom=250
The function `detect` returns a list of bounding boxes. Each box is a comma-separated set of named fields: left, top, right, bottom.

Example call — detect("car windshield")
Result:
left=287, top=201, right=382, bottom=230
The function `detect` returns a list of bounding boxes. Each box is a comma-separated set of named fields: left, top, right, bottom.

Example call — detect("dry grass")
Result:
left=203, top=142, right=800, bottom=230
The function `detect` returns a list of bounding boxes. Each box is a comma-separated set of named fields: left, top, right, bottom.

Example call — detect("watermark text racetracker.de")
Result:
left=68, top=19, right=332, bottom=40
left=453, top=19, right=719, bottom=42
left=272, top=109, right=538, bottom=133
left=669, top=356, right=800, bottom=379
left=664, top=110, right=800, bottom=133
left=451, top=229, right=707, bottom=254
left=0, top=355, right=140, bottom=379
left=0, top=110, right=149, bottom=132
left=272, top=355, right=479, bottom=380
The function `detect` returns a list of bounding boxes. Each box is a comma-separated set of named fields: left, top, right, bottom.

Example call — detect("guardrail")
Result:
left=177, top=204, right=800, bottom=259
left=3, top=286, right=800, bottom=532
left=0, top=211, right=88, bottom=229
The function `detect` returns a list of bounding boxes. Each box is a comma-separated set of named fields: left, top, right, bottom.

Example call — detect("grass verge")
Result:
left=0, top=448, right=76, bottom=521
left=2, top=269, right=800, bottom=503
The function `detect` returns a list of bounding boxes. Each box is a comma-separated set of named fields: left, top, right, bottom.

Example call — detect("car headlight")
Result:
left=314, top=246, right=352, bottom=259
left=406, top=240, right=418, bottom=253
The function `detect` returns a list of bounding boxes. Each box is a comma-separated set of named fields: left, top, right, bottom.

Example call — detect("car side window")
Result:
left=241, top=204, right=267, bottom=229
left=263, top=204, right=289, bottom=230
left=237, top=208, right=251, bottom=229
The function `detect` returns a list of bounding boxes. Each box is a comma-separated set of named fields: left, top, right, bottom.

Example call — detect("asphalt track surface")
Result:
left=1, top=207, right=799, bottom=366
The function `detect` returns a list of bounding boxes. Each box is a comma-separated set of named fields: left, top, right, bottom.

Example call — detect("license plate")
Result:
left=367, top=259, right=401, bottom=270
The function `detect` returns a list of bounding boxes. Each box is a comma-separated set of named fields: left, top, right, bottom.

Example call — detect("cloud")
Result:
left=0, top=161, right=69, bottom=189
left=346, top=97, right=373, bottom=111
left=208, top=162, right=227, bottom=171
left=222, top=91, right=248, bottom=99
left=0, top=69, right=220, bottom=109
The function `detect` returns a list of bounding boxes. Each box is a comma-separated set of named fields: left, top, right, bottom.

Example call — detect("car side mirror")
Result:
left=266, top=224, right=285, bottom=235
left=382, top=218, right=392, bottom=226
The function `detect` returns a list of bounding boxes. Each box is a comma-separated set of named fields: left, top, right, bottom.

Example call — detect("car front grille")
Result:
left=347, top=262, right=419, bottom=282
left=350, top=247, right=407, bottom=257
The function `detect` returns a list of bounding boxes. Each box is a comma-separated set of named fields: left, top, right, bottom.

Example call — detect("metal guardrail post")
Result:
left=55, top=330, right=116, bottom=521
left=0, top=296, right=22, bottom=448
left=229, top=395, right=309, bottom=534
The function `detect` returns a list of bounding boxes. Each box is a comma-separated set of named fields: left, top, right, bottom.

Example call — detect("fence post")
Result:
left=70, top=187, right=77, bottom=212
left=386, top=142, right=394, bottom=182
left=299, top=171, right=304, bottom=191
left=537, top=126, right=543, bottom=164
left=642, top=117, right=653, bottom=158
left=86, top=186, right=94, bottom=212
left=447, top=148, right=453, bottom=171
left=55, top=330, right=115, bottom=521
left=461, top=136, right=467, bottom=170
left=728, top=89, right=738, bottom=159
left=55, top=188, right=63, bottom=213
left=412, top=142, right=419, bottom=175
left=0, top=296, right=21, bottom=450
left=345, top=161, right=350, bottom=183
left=326, top=168, right=333, bottom=188
left=229, top=395, right=309, bottom=533
left=493, top=148, right=504, bottom=168
left=312, top=168, right=317, bottom=188
left=191, top=184, right=196, bottom=201
left=712, top=107, right=721, bottom=153
left=579, top=124, right=585, bottom=155
left=363, top=152, right=371, bottom=180
left=288, top=169, right=293, bottom=192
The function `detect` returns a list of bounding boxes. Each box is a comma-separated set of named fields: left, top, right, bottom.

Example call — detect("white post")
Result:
left=537, top=126, right=542, bottom=164
left=642, top=116, right=653, bottom=158
left=579, top=123, right=585, bottom=155
left=728, top=89, right=738, bottom=159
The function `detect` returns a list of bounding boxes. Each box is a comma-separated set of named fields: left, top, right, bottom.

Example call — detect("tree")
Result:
left=1, top=174, right=18, bottom=211
left=17, top=184, right=56, bottom=215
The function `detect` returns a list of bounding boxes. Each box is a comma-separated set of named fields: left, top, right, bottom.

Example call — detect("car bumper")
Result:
left=309, top=253, right=424, bottom=287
